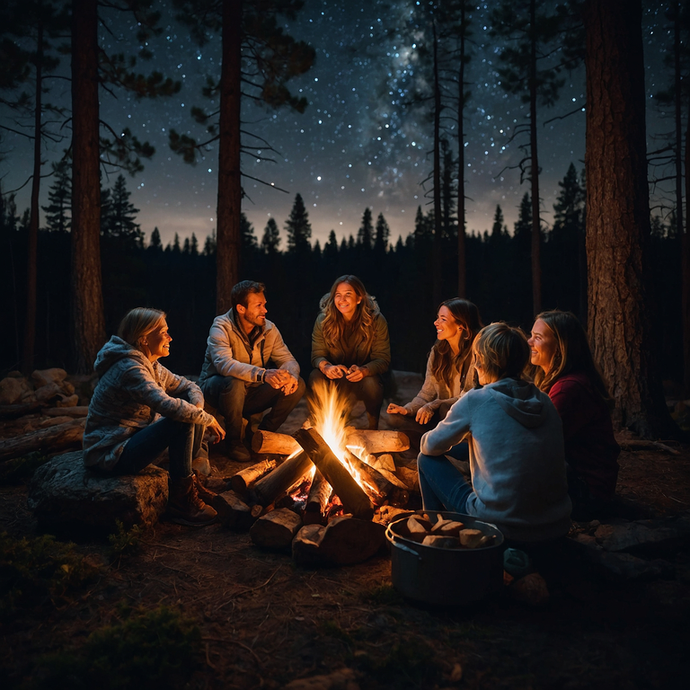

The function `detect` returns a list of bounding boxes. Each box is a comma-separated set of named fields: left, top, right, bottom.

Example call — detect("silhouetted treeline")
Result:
left=1, top=185, right=683, bottom=383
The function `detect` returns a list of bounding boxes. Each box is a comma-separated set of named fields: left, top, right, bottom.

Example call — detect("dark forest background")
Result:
left=0, top=164, right=682, bottom=382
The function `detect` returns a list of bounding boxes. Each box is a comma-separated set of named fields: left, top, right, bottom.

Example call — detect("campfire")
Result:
left=213, top=381, right=416, bottom=565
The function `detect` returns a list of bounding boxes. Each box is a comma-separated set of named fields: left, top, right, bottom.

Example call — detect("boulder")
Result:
left=31, top=367, right=68, bottom=389
left=28, top=451, right=168, bottom=533
left=0, top=376, right=33, bottom=405
left=34, top=382, right=63, bottom=403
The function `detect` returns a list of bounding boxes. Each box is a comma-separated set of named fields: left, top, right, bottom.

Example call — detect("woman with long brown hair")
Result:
left=310, top=275, right=390, bottom=429
left=387, top=298, right=482, bottom=427
left=529, top=310, right=620, bottom=519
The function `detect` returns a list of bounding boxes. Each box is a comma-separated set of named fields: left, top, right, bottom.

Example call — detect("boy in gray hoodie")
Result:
left=418, top=323, right=572, bottom=543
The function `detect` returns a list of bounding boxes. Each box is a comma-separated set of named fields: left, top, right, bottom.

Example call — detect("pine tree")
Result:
left=190, top=232, right=199, bottom=256
left=285, top=193, right=312, bottom=252
left=42, top=159, right=72, bottom=232
left=149, top=227, right=162, bottom=251
left=240, top=212, right=258, bottom=250
left=261, top=217, right=281, bottom=254
left=357, top=207, right=374, bottom=248
left=102, top=174, right=143, bottom=246
left=374, top=213, right=390, bottom=254
left=491, top=205, right=506, bottom=238
left=324, top=229, right=339, bottom=258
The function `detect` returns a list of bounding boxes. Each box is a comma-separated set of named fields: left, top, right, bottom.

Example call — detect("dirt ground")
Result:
left=2, top=380, right=690, bottom=689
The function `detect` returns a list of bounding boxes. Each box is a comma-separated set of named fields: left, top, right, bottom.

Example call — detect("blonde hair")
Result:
left=118, top=308, right=166, bottom=351
left=319, top=275, right=377, bottom=353
left=473, top=322, right=530, bottom=382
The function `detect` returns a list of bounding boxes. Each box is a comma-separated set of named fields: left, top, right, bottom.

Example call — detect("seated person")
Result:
left=83, top=308, right=225, bottom=527
left=418, top=322, right=572, bottom=543
left=529, top=310, right=620, bottom=520
left=199, top=280, right=306, bottom=462
left=310, top=275, right=390, bottom=430
left=387, top=298, right=482, bottom=430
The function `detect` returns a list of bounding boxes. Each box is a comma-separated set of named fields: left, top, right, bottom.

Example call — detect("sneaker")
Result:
left=226, top=439, right=252, bottom=463
left=168, top=474, right=218, bottom=527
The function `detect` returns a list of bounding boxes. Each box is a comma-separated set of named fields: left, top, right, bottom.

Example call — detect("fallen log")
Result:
left=344, top=450, right=409, bottom=507
left=294, top=428, right=374, bottom=521
left=0, top=418, right=85, bottom=462
left=0, top=401, right=43, bottom=420
left=213, top=490, right=261, bottom=531
left=250, top=507, right=303, bottom=551
left=249, top=450, right=313, bottom=507
left=345, top=428, right=410, bottom=454
left=229, top=458, right=278, bottom=495
left=43, top=406, right=89, bottom=418
left=618, top=440, right=681, bottom=456
left=292, top=524, right=327, bottom=567
left=304, top=470, right=332, bottom=525
left=251, top=429, right=301, bottom=455
left=318, top=515, right=386, bottom=565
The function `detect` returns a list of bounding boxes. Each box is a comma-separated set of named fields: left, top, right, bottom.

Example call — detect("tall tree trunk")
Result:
left=456, top=2, right=467, bottom=299
left=216, top=0, right=242, bottom=314
left=432, top=18, right=443, bottom=308
left=71, top=0, right=105, bottom=373
left=584, top=0, right=676, bottom=438
left=23, top=21, right=43, bottom=374
left=683, top=96, right=690, bottom=394
left=529, top=0, right=542, bottom=316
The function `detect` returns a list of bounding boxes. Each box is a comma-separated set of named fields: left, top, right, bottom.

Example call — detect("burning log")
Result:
left=250, top=507, right=303, bottom=551
left=0, top=419, right=85, bottom=462
left=304, top=470, right=332, bottom=525
left=249, top=450, right=313, bottom=507
left=344, top=451, right=409, bottom=507
left=345, top=428, right=410, bottom=454
left=213, top=490, right=262, bottom=531
left=294, top=428, right=374, bottom=521
left=370, top=453, right=396, bottom=473
left=251, top=430, right=301, bottom=455
left=229, top=458, right=278, bottom=495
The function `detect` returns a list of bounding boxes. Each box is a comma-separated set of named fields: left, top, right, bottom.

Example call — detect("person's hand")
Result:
left=415, top=403, right=434, bottom=425
left=345, top=365, right=367, bottom=382
left=280, top=373, right=299, bottom=395
left=387, top=403, right=408, bottom=415
left=322, top=363, right=347, bottom=379
left=206, top=416, right=226, bottom=443
left=265, top=369, right=290, bottom=389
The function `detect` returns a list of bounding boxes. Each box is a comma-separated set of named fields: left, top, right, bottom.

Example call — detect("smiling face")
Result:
left=528, top=318, right=558, bottom=373
left=434, top=305, right=463, bottom=343
left=334, top=282, right=362, bottom=322
left=144, top=319, right=172, bottom=362
left=236, top=291, right=268, bottom=333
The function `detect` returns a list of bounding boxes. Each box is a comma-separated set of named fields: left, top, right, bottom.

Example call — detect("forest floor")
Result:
left=1, top=374, right=690, bottom=690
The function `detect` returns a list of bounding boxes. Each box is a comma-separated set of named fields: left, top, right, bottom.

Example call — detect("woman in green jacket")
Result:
left=310, top=275, right=391, bottom=429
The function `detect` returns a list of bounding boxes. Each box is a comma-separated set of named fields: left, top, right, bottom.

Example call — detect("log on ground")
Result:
left=230, top=458, right=278, bottom=495
left=0, top=418, right=85, bottom=462
left=250, top=508, right=303, bottom=551
left=249, top=451, right=313, bottom=507
left=213, top=490, right=260, bottom=531
left=251, top=429, right=301, bottom=455
left=345, top=428, right=410, bottom=454
left=319, top=515, right=386, bottom=565
left=292, top=524, right=327, bottom=567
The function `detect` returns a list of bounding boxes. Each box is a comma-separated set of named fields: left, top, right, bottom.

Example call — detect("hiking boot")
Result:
left=192, top=472, right=218, bottom=504
left=168, top=474, right=218, bottom=527
left=226, top=439, right=252, bottom=463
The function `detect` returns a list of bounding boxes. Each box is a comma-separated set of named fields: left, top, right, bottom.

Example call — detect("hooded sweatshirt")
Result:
left=420, top=377, right=571, bottom=542
left=83, top=336, right=215, bottom=471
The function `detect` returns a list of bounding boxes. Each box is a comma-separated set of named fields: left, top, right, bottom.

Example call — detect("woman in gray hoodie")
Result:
left=418, top=322, right=571, bottom=543
left=83, top=308, right=225, bottom=526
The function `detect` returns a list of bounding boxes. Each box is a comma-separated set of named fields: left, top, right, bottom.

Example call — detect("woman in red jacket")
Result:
left=529, top=310, right=620, bottom=519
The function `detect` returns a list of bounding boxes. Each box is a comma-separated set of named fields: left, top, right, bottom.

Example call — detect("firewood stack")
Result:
left=216, top=427, right=418, bottom=566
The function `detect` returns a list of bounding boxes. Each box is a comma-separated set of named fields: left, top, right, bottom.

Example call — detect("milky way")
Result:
left=1, top=1, right=674, bottom=248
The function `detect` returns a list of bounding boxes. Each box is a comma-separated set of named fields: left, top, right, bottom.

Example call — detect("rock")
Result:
left=0, top=376, right=33, bottom=405
left=31, top=368, right=68, bottom=388
left=56, top=394, right=79, bottom=407
left=594, top=516, right=690, bottom=557
left=592, top=551, right=673, bottom=582
left=510, top=572, right=550, bottom=606
left=28, top=451, right=168, bottom=533
left=34, top=382, right=63, bottom=403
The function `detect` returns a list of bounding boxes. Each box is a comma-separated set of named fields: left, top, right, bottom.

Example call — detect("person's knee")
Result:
left=292, top=376, right=307, bottom=400
left=308, top=368, right=327, bottom=388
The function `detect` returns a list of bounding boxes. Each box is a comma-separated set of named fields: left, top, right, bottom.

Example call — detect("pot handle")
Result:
left=386, top=526, right=423, bottom=562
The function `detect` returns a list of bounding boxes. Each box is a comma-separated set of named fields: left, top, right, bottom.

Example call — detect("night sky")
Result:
left=1, top=0, right=673, bottom=248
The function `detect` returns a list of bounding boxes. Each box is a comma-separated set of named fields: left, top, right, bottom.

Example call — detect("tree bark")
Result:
left=529, top=0, right=542, bottom=316
left=71, top=0, right=105, bottom=373
left=432, top=17, right=443, bottom=308
left=216, top=0, right=242, bottom=314
left=0, top=419, right=85, bottom=462
left=684, top=91, right=690, bottom=394
left=456, top=1, right=467, bottom=298
left=583, top=0, right=676, bottom=437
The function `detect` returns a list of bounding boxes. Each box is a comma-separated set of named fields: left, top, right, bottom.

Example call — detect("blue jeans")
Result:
left=115, top=417, right=204, bottom=482
left=417, top=443, right=473, bottom=512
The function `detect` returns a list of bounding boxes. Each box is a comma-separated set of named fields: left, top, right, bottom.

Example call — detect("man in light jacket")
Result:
left=199, top=280, right=305, bottom=461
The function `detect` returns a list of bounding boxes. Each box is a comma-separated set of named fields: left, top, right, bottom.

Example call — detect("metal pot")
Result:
left=386, top=510, right=505, bottom=605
